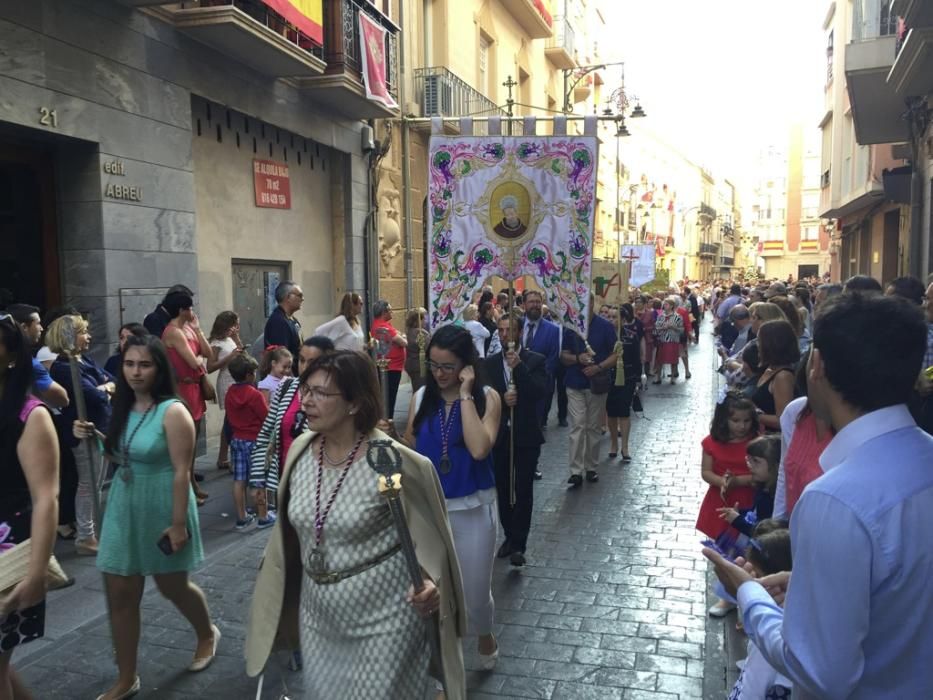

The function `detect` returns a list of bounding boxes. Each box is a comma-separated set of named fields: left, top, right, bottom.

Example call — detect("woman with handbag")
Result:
left=0, top=315, right=60, bottom=698
left=245, top=350, right=466, bottom=699
left=73, top=335, right=218, bottom=700
left=160, top=291, right=212, bottom=505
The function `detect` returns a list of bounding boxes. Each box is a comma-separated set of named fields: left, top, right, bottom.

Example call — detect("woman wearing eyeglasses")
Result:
left=245, top=351, right=466, bottom=699
left=404, top=324, right=502, bottom=670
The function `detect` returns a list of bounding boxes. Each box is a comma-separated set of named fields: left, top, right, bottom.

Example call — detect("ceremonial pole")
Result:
left=367, top=440, right=446, bottom=695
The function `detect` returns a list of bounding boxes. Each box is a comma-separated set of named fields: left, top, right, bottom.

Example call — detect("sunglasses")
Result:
left=291, top=410, right=307, bottom=438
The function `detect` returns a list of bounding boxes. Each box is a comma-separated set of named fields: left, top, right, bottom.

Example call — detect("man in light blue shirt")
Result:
left=716, top=284, right=744, bottom=323
left=706, top=292, right=933, bottom=698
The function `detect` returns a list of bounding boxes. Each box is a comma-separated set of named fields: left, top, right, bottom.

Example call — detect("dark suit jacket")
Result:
left=485, top=348, right=547, bottom=448
left=523, top=317, right=560, bottom=376
left=263, top=306, right=302, bottom=362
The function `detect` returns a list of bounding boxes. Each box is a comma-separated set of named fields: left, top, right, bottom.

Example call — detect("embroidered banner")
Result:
left=428, top=136, right=598, bottom=336
left=261, top=0, right=323, bottom=45
left=359, top=11, right=398, bottom=109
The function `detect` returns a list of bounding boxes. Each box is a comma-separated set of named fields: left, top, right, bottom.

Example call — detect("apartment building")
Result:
left=827, top=0, right=930, bottom=281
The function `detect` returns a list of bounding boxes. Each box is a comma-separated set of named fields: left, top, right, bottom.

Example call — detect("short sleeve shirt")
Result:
left=563, top=315, right=618, bottom=390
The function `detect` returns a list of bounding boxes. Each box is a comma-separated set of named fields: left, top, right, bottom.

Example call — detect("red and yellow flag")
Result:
left=261, top=0, right=323, bottom=45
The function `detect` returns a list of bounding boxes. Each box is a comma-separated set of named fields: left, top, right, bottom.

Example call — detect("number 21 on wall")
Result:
left=38, top=107, right=58, bottom=128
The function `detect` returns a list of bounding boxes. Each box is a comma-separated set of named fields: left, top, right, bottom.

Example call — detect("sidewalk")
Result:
left=18, top=323, right=738, bottom=699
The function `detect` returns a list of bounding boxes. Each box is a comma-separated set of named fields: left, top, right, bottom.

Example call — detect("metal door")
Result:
left=231, top=260, right=290, bottom=352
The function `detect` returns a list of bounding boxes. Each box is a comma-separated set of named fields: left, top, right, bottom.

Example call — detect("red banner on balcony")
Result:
left=253, top=159, right=291, bottom=209
left=261, top=0, right=323, bottom=45
left=359, top=10, right=398, bottom=109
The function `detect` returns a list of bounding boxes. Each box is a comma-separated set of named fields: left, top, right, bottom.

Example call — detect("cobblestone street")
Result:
left=18, top=326, right=725, bottom=699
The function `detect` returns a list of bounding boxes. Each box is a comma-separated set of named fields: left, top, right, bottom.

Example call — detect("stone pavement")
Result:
left=17, top=321, right=738, bottom=699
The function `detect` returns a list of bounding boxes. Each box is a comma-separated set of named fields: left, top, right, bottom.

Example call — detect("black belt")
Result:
left=305, top=543, right=401, bottom=585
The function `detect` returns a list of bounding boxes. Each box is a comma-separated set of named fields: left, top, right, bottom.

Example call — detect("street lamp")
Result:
left=563, top=61, right=625, bottom=113
left=601, top=84, right=645, bottom=252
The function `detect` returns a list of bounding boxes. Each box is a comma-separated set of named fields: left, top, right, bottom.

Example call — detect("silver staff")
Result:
left=366, top=439, right=446, bottom=695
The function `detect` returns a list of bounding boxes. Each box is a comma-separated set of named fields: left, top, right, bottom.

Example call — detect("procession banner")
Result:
left=428, top=136, right=598, bottom=336
left=359, top=11, right=398, bottom=109
left=260, top=0, right=323, bottom=45
left=621, top=244, right=656, bottom=287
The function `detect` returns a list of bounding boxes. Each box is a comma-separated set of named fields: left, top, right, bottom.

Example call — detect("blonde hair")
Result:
left=462, top=304, right=479, bottom=322
left=748, top=301, right=786, bottom=324
left=45, top=315, right=88, bottom=354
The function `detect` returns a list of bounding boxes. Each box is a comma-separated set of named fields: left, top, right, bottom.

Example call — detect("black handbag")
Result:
left=589, top=368, right=612, bottom=395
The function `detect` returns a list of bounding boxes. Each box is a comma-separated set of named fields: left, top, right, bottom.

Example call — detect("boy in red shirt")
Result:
left=225, top=354, right=271, bottom=530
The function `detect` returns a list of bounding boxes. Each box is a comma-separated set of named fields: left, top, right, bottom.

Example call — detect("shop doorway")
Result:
left=797, top=264, right=819, bottom=280
left=0, top=142, right=60, bottom=310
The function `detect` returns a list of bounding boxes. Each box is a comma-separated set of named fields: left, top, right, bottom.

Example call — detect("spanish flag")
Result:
left=262, top=0, right=323, bottom=45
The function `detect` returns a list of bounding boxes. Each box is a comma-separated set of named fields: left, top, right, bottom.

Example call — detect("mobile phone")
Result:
left=701, top=538, right=734, bottom=562
left=157, top=528, right=191, bottom=556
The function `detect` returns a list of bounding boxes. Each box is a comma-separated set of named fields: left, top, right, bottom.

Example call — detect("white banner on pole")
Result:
left=620, top=244, right=656, bottom=287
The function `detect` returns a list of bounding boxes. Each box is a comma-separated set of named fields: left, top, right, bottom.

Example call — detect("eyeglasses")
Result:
left=427, top=360, right=459, bottom=374
left=298, top=384, right=343, bottom=402
left=291, top=410, right=307, bottom=438
left=289, top=291, right=304, bottom=300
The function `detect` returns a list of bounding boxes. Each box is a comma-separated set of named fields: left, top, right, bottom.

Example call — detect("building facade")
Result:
left=0, top=0, right=395, bottom=356
left=830, top=0, right=931, bottom=282
left=752, top=125, right=832, bottom=281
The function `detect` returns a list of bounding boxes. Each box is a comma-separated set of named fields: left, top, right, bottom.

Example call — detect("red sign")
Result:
left=253, top=159, right=291, bottom=209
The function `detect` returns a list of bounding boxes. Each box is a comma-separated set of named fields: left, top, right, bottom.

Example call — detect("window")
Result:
left=802, top=226, right=819, bottom=241
left=479, top=36, right=490, bottom=95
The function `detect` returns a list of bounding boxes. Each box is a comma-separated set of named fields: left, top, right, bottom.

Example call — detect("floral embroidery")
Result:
left=0, top=522, right=14, bottom=553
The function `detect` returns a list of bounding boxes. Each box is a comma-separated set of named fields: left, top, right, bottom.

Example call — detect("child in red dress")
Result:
left=696, top=391, right=759, bottom=617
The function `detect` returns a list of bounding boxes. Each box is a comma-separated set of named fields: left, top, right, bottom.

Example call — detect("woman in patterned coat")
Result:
left=245, top=351, right=466, bottom=699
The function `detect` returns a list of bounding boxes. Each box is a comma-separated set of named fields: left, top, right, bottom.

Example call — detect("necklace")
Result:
left=320, top=439, right=359, bottom=467
left=437, top=400, right=460, bottom=475
left=307, top=433, right=366, bottom=576
left=120, top=402, right=157, bottom=483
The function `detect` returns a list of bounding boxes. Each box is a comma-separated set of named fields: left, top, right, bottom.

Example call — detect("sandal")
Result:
left=608, top=452, right=617, bottom=459
left=57, top=525, right=77, bottom=540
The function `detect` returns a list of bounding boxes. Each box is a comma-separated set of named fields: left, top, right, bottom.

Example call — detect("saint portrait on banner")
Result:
left=482, top=169, right=540, bottom=248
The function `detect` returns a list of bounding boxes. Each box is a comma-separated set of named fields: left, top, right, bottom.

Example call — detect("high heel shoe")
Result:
left=96, top=676, right=140, bottom=700
left=188, top=624, right=221, bottom=672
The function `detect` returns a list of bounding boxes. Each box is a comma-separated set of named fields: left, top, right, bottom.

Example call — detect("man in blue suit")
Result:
left=522, top=291, right=561, bottom=478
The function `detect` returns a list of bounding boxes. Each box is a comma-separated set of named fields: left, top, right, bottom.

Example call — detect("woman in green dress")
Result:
left=73, top=335, right=219, bottom=700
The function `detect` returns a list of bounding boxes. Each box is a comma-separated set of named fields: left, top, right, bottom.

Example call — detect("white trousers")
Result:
left=447, top=501, right=498, bottom=636
left=567, top=388, right=608, bottom=476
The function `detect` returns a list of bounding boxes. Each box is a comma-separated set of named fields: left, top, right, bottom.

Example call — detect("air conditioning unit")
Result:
left=423, top=73, right=453, bottom=117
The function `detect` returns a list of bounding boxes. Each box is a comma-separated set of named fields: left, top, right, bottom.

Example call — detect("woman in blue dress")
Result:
left=404, top=324, right=502, bottom=669
left=74, top=336, right=218, bottom=700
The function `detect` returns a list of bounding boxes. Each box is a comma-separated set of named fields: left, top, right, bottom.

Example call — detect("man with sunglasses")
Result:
left=5, top=305, right=69, bottom=409
left=264, top=281, right=304, bottom=374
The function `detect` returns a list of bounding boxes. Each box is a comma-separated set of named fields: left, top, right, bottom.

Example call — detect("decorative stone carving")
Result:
left=378, top=191, right=403, bottom=278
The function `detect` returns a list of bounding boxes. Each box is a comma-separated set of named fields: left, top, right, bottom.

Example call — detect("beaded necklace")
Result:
left=307, top=432, right=366, bottom=576
left=437, top=400, right=459, bottom=475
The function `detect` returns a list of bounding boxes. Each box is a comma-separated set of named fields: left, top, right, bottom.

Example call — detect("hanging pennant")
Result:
left=359, top=11, right=398, bottom=110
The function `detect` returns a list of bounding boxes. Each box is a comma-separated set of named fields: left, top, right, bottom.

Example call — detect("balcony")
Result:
left=889, top=26, right=933, bottom=97
left=157, top=1, right=326, bottom=77
left=699, top=203, right=717, bottom=219
left=699, top=242, right=719, bottom=258
left=545, top=15, right=576, bottom=69
left=760, top=240, right=785, bottom=256
left=413, top=67, right=505, bottom=129
left=845, top=0, right=907, bottom=144
left=502, top=0, right=554, bottom=39
left=293, top=0, right=400, bottom=118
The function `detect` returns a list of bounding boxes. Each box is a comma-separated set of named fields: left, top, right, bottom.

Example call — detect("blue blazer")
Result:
left=524, top=318, right=561, bottom=376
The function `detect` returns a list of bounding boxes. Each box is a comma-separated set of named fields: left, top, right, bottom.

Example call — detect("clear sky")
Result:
left=598, top=0, right=828, bottom=195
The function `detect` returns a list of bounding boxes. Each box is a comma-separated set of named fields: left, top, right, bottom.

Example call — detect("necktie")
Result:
left=526, top=322, right=536, bottom=348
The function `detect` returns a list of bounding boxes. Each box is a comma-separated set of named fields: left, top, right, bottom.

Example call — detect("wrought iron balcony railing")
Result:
left=414, top=66, right=505, bottom=118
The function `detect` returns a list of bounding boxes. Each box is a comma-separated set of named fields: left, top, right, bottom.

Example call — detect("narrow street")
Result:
left=18, top=326, right=724, bottom=699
